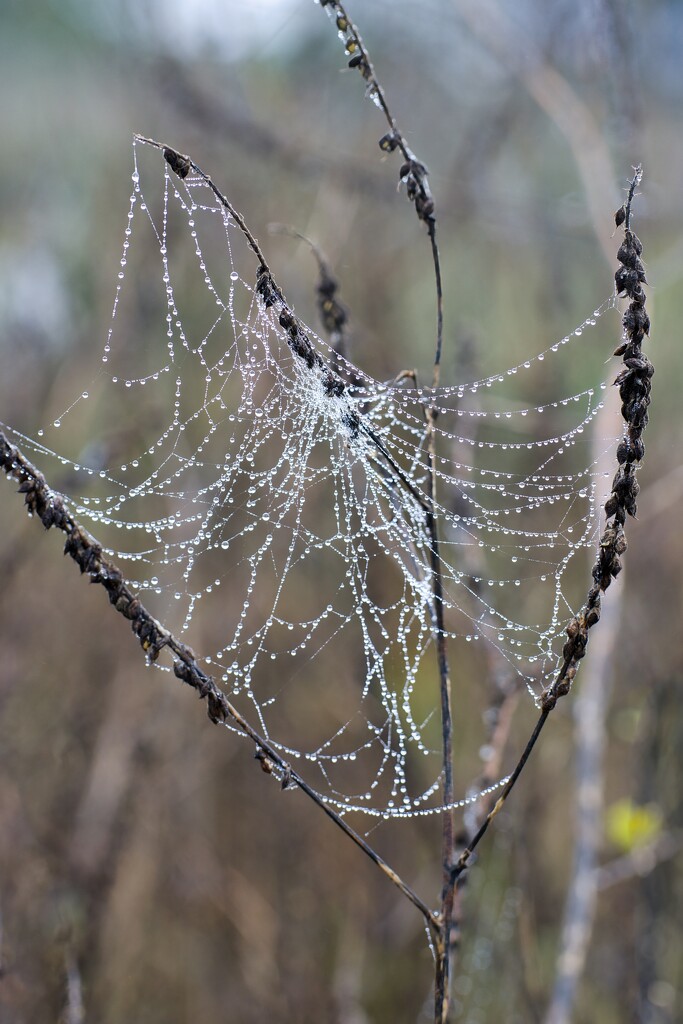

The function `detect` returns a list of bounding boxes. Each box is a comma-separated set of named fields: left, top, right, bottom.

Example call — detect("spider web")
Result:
left=5, top=139, right=621, bottom=820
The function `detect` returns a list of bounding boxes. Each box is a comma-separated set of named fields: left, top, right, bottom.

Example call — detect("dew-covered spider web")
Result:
left=4, top=138, right=623, bottom=820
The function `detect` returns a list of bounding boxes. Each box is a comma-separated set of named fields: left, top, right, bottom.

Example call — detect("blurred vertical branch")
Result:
left=454, top=0, right=617, bottom=264
left=544, top=408, right=621, bottom=1024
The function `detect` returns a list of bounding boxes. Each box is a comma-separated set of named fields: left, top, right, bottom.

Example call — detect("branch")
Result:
left=451, top=166, right=651, bottom=882
left=0, top=428, right=439, bottom=938
left=267, top=224, right=351, bottom=368
left=315, top=0, right=443, bottom=384
left=313, top=8, right=456, bottom=1015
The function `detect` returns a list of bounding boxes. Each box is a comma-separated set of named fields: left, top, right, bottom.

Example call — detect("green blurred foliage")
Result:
left=606, top=799, right=663, bottom=852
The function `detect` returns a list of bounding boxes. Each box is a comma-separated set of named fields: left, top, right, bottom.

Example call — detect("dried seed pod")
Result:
left=556, top=677, right=572, bottom=698
left=279, top=309, right=295, bottom=331
left=611, top=466, right=626, bottom=492
left=623, top=356, right=650, bottom=373
left=566, top=618, right=580, bottom=640
left=255, top=748, right=275, bottom=774
left=631, top=437, right=645, bottom=461
left=623, top=305, right=650, bottom=336
left=614, top=531, right=628, bottom=555
left=163, top=147, right=191, bottom=179
left=628, top=399, right=649, bottom=429
left=630, top=232, right=643, bottom=256
left=615, top=266, right=638, bottom=296
left=207, top=693, right=225, bottom=725
left=617, top=242, right=639, bottom=270
left=600, top=524, right=617, bottom=548
left=255, top=266, right=282, bottom=308
left=416, top=194, right=435, bottom=221
left=173, top=660, right=192, bottom=684
left=604, top=494, right=619, bottom=518
left=616, top=438, right=630, bottom=464
left=378, top=131, right=399, bottom=153
left=585, top=606, right=601, bottom=628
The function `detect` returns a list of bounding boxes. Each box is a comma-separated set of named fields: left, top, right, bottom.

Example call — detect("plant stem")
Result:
left=0, top=428, right=440, bottom=938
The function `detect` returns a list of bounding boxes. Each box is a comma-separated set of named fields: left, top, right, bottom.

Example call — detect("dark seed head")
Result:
left=379, top=131, right=399, bottom=153
left=616, top=439, right=630, bottom=464
left=604, top=494, right=619, bottom=518
left=585, top=606, right=601, bottom=628
left=163, top=147, right=191, bottom=179
left=630, top=232, right=643, bottom=256
left=631, top=437, right=645, bottom=461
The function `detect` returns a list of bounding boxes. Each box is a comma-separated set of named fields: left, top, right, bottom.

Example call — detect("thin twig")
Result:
left=135, top=135, right=270, bottom=269
left=314, top=9, right=453, bottom=1016
left=315, top=1, right=443, bottom=381
left=452, top=167, right=651, bottom=883
left=0, top=428, right=439, bottom=937
left=268, top=223, right=350, bottom=366
left=427, top=495, right=456, bottom=1023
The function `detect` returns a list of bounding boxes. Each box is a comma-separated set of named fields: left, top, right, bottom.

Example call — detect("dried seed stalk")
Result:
left=452, top=167, right=652, bottom=887
left=0, top=430, right=438, bottom=935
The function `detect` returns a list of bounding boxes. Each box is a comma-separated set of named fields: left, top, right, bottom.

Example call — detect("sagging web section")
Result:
left=10, top=139, right=620, bottom=820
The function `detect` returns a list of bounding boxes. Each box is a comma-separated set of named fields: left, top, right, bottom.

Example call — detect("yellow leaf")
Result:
left=605, top=799, right=663, bottom=852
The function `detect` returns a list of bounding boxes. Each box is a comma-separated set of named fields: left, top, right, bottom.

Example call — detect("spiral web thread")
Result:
left=4, top=139, right=621, bottom=820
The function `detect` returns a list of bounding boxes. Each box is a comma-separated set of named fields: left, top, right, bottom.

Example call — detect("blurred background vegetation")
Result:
left=1, top=1, right=682, bottom=1021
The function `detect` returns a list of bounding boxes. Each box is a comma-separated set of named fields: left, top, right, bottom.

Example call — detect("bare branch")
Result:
left=452, top=167, right=652, bottom=883
left=0, top=427, right=439, bottom=937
